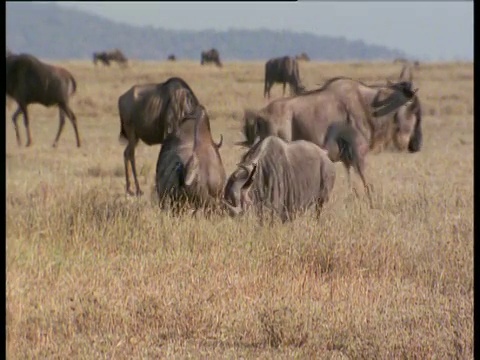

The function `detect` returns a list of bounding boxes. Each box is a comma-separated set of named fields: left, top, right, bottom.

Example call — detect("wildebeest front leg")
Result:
left=52, top=110, right=66, bottom=148
left=12, top=107, right=23, bottom=146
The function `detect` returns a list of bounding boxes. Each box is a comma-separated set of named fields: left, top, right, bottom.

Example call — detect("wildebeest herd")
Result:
left=6, top=49, right=422, bottom=223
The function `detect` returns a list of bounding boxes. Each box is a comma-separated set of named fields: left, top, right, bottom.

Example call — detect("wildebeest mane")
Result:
left=239, top=138, right=326, bottom=219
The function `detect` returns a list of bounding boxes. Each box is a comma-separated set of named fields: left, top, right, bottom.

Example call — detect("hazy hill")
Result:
left=6, top=2, right=408, bottom=61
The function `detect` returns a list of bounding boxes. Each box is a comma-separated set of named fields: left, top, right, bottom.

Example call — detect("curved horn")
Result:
left=238, top=163, right=256, bottom=175
left=221, top=199, right=242, bottom=217
left=214, top=134, right=223, bottom=148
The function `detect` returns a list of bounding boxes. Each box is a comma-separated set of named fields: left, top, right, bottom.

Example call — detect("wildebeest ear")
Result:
left=184, top=154, right=199, bottom=186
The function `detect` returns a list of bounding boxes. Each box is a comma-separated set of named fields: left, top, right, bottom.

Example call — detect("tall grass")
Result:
left=6, top=60, right=473, bottom=358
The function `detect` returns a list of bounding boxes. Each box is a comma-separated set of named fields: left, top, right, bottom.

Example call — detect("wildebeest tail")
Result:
left=407, top=96, right=423, bottom=153
left=69, top=73, right=77, bottom=95
left=119, top=118, right=128, bottom=145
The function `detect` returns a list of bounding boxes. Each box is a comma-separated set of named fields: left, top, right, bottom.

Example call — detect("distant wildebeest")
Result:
left=223, top=136, right=338, bottom=222
left=243, top=77, right=421, bottom=155
left=118, top=77, right=201, bottom=196
left=201, top=48, right=222, bottom=68
left=264, top=56, right=306, bottom=98
left=295, top=52, right=310, bottom=61
left=167, top=54, right=176, bottom=61
left=393, top=58, right=408, bottom=64
left=93, top=49, right=128, bottom=67
left=6, top=53, right=81, bottom=148
left=155, top=105, right=226, bottom=212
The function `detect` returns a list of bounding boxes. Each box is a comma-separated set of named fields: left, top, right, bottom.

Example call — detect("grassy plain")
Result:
left=6, top=59, right=473, bottom=358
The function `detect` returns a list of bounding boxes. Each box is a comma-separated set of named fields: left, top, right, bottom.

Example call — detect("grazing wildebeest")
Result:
left=201, top=48, right=222, bottom=67
left=243, top=77, right=421, bottom=155
left=93, top=49, right=128, bottom=67
left=6, top=53, right=81, bottom=148
left=295, top=52, right=310, bottom=61
left=264, top=56, right=306, bottom=98
left=118, top=77, right=201, bottom=196
left=155, top=105, right=226, bottom=212
left=223, top=136, right=338, bottom=222
left=167, top=54, right=176, bottom=61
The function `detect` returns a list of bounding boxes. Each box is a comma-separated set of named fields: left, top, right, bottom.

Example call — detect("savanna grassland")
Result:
left=6, top=59, right=473, bottom=359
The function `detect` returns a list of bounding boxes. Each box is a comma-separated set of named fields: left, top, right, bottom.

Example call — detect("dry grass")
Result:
left=6, top=59, right=473, bottom=359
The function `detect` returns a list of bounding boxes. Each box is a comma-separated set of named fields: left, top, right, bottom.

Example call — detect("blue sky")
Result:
left=57, top=1, right=473, bottom=61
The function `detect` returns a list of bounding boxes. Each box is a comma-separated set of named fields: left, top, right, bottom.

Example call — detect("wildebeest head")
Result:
left=370, top=79, right=422, bottom=153
left=223, top=138, right=268, bottom=215
left=223, top=163, right=257, bottom=216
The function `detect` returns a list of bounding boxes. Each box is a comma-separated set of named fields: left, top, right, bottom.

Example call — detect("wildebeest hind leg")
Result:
left=124, top=140, right=138, bottom=196
left=12, top=107, right=23, bottom=146
left=355, top=165, right=373, bottom=208
left=21, top=106, right=33, bottom=147
left=315, top=199, right=325, bottom=218
left=128, top=141, right=143, bottom=196
left=52, top=110, right=66, bottom=148
left=62, top=105, right=81, bottom=148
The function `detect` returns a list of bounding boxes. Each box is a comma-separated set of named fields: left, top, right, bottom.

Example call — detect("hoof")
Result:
left=52, top=143, right=58, bottom=148
left=136, top=190, right=144, bottom=197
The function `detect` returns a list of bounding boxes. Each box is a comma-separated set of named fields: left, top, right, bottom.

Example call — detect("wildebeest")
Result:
left=243, top=77, right=421, bottom=156
left=155, top=105, right=226, bottom=212
left=264, top=56, right=305, bottom=98
left=118, top=77, right=201, bottom=196
left=295, top=52, right=310, bottom=61
left=223, top=136, right=337, bottom=222
left=167, top=54, right=176, bottom=61
left=93, top=49, right=128, bottom=67
left=6, top=53, right=81, bottom=148
left=201, top=48, right=222, bottom=68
